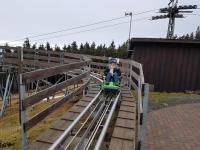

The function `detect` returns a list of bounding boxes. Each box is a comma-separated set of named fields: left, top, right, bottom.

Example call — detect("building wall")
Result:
left=131, top=38, right=200, bottom=92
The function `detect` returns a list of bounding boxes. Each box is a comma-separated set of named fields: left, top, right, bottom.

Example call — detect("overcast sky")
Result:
left=0, top=0, right=199, bottom=47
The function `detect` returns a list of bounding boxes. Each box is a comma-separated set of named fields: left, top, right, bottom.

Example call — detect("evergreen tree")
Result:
left=102, top=44, right=107, bottom=57
left=90, top=42, right=96, bottom=55
left=84, top=42, right=90, bottom=54
left=71, top=41, right=78, bottom=52
left=38, top=44, right=45, bottom=50
left=185, top=34, right=190, bottom=40
left=190, top=33, right=194, bottom=40
left=108, top=41, right=115, bottom=50
left=46, top=42, right=51, bottom=51
left=195, top=26, right=200, bottom=40
left=63, top=44, right=67, bottom=51
left=23, top=38, right=31, bottom=48
left=79, top=43, right=84, bottom=51
left=55, top=44, right=61, bottom=51
left=117, top=42, right=128, bottom=58
left=96, top=44, right=103, bottom=56
left=32, top=43, right=37, bottom=49
left=67, top=44, right=71, bottom=52
left=90, top=42, right=96, bottom=50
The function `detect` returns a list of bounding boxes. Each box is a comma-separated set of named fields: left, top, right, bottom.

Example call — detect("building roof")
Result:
left=131, top=38, right=200, bottom=45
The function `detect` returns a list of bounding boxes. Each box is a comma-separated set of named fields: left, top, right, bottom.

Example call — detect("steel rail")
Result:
left=94, top=92, right=121, bottom=150
left=90, top=74, right=103, bottom=83
left=48, top=90, right=102, bottom=150
left=63, top=97, right=104, bottom=150
left=83, top=96, right=114, bottom=150
left=75, top=101, right=106, bottom=150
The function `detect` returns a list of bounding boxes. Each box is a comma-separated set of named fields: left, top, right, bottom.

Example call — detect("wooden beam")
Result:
left=22, top=60, right=91, bottom=83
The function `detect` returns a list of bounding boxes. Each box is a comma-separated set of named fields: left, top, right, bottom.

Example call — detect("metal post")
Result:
left=0, top=73, right=10, bottom=116
left=19, top=74, right=27, bottom=150
left=128, top=62, right=132, bottom=90
left=139, top=84, right=149, bottom=150
left=125, top=12, right=133, bottom=51
left=18, top=47, right=27, bottom=150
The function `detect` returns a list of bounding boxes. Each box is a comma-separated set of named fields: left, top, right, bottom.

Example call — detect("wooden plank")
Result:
left=115, top=118, right=135, bottom=129
left=81, top=96, right=93, bottom=102
left=75, top=101, right=90, bottom=107
left=22, top=60, right=91, bottom=83
left=36, top=128, right=63, bottom=144
left=61, top=112, right=79, bottom=121
left=122, top=94, right=133, bottom=99
left=117, top=111, right=135, bottom=120
left=121, top=101, right=135, bottom=107
left=112, top=127, right=135, bottom=141
left=50, top=120, right=72, bottom=131
left=27, top=141, right=52, bottom=150
left=69, top=105, right=85, bottom=113
left=122, top=140, right=135, bottom=150
left=109, top=138, right=123, bottom=150
left=120, top=106, right=135, bottom=113
left=4, top=57, right=59, bottom=68
left=122, top=98, right=135, bottom=102
left=23, top=71, right=89, bottom=108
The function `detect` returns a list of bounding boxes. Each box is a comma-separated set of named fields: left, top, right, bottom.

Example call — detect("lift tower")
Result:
left=152, top=0, right=197, bottom=39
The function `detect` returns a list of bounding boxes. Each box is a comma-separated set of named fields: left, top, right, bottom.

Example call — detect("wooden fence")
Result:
left=17, top=48, right=91, bottom=149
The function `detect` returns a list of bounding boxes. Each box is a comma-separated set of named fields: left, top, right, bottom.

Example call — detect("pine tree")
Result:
left=102, top=44, right=107, bottom=57
left=67, top=44, right=71, bottom=52
left=23, top=38, right=31, bottom=48
left=195, top=26, right=200, bottom=40
left=63, top=44, right=67, bottom=52
left=108, top=41, right=115, bottom=50
left=46, top=42, right=51, bottom=51
left=90, top=42, right=96, bottom=55
left=38, top=44, right=45, bottom=50
left=185, top=34, right=190, bottom=40
left=96, top=44, right=103, bottom=56
left=32, top=43, right=37, bottom=49
left=79, top=43, right=84, bottom=51
left=84, top=42, right=90, bottom=54
left=190, top=33, right=194, bottom=40
left=71, top=41, right=78, bottom=52
left=55, top=44, right=61, bottom=52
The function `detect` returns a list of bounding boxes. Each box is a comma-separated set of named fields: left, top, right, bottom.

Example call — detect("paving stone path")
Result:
left=145, top=104, right=200, bottom=150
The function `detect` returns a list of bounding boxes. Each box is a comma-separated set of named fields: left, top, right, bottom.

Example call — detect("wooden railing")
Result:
left=128, top=60, right=149, bottom=150
left=17, top=48, right=91, bottom=149
left=0, top=46, right=80, bottom=70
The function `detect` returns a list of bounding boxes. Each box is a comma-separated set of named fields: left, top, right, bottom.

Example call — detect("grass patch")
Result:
left=149, top=92, right=200, bottom=103
left=0, top=94, right=74, bottom=150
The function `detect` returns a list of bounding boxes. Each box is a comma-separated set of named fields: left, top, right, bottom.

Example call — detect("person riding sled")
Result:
left=104, top=58, right=121, bottom=86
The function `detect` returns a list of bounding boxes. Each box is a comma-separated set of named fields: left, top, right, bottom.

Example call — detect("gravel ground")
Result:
left=148, top=95, right=200, bottom=112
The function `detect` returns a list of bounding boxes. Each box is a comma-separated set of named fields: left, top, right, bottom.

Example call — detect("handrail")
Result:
left=128, top=59, right=148, bottom=150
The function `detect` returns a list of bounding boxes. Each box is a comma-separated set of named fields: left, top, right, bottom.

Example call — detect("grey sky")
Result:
left=0, top=0, right=199, bottom=47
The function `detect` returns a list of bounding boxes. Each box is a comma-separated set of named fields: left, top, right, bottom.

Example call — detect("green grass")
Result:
left=149, top=92, right=200, bottom=103
left=0, top=95, right=74, bottom=150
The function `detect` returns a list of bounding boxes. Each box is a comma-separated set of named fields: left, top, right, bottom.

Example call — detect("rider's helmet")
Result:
left=108, top=58, right=117, bottom=64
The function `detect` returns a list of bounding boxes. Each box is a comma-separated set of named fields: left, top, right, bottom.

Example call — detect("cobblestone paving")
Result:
left=145, top=104, right=200, bottom=150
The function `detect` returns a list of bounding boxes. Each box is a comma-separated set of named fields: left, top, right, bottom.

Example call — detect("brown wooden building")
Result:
left=130, top=38, right=200, bottom=92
